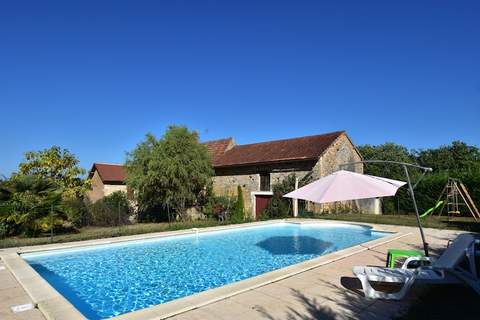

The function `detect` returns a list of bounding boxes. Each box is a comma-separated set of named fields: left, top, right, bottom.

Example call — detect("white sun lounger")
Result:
left=353, top=233, right=479, bottom=300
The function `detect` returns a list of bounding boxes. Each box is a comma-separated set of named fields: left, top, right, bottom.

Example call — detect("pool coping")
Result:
left=0, top=219, right=411, bottom=320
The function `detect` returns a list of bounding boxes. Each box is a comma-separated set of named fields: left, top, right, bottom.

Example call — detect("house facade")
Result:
left=205, top=131, right=364, bottom=219
left=87, top=130, right=373, bottom=218
left=86, top=163, right=128, bottom=203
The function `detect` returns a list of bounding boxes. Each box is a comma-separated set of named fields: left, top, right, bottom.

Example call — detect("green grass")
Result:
left=1, top=214, right=478, bottom=249
left=0, top=219, right=238, bottom=248
left=308, top=213, right=480, bottom=232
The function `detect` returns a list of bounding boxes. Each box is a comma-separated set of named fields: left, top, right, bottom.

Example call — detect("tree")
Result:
left=231, top=186, right=245, bottom=223
left=415, top=141, right=480, bottom=173
left=358, top=141, right=480, bottom=214
left=126, top=125, right=214, bottom=221
left=0, top=175, right=64, bottom=236
left=18, top=146, right=89, bottom=198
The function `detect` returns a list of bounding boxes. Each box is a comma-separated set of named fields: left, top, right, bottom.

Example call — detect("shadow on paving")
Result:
left=254, top=278, right=409, bottom=320
left=393, top=284, right=479, bottom=320
left=255, top=289, right=339, bottom=320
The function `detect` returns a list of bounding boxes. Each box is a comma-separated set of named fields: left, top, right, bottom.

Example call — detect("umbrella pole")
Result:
left=403, top=165, right=429, bottom=256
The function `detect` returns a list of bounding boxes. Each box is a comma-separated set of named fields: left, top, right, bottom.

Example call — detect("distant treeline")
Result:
left=358, top=141, right=480, bottom=215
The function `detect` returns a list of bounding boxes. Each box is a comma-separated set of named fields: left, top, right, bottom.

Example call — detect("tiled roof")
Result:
left=90, top=131, right=347, bottom=182
left=214, top=131, right=345, bottom=167
left=203, top=138, right=234, bottom=165
left=89, top=163, right=127, bottom=183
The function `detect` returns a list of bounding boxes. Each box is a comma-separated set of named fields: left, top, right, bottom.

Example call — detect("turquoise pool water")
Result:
left=23, top=222, right=387, bottom=319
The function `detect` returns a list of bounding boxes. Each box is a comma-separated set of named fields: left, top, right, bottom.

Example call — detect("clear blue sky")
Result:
left=1, top=1, right=479, bottom=176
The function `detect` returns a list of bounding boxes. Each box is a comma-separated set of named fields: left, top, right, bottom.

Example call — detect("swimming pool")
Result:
left=23, top=222, right=387, bottom=319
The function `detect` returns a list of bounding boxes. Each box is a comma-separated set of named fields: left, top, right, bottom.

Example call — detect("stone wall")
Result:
left=213, top=160, right=318, bottom=218
left=270, top=171, right=311, bottom=185
left=104, top=184, right=128, bottom=197
left=319, top=134, right=363, bottom=176
left=307, top=133, right=364, bottom=213
left=86, top=171, right=105, bottom=203
left=212, top=174, right=259, bottom=217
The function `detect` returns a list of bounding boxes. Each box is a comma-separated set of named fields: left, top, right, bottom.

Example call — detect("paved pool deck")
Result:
left=0, top=219, right=466, bottom=320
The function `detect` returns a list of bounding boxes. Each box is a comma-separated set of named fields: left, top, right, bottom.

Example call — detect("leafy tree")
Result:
left=0, top=175, right=64, bottom=236
left=18, top=146, right=90, bottom=198
left=358, top=141, right=480, bottom=215
left=358, top=143, right=418, bottom=214
left=415, top=141, right=480, bottom=173
left=126, top=125, right=214, bottom=221
left=231, top=186, right=245, bottom=223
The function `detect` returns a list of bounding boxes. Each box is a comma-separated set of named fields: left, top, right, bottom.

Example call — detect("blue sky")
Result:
left=1, top=1, right=479, bottom=176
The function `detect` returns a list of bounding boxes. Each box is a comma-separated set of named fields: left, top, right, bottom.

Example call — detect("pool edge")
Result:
left=1, top=219, right=409, bottom=320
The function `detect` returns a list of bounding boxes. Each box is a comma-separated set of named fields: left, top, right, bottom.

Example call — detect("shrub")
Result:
left=261, top=174, right=312, bottom=219
left=63, top=198, right=90, bottom=228
left=230, top=186, right=245, bottom=223
left=204, top=195, right=235, bottom=220
left=88, top=191, right=131, bottom=226
left=0, top=175, right=64, bottom=237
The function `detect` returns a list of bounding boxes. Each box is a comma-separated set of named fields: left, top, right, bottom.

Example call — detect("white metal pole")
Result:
left=293, top=177, right=299, bottom=217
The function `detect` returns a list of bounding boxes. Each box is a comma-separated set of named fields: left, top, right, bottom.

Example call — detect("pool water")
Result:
left=23, top=222, right=387, bottom=319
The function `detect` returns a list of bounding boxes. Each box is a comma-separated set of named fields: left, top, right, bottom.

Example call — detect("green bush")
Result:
left=230, top=186, right=245, bottom=223
left=0, top=175, right=64, bottom=237
left=88, top=191, right=131, bottom=226
left=63, top=198, right=90, bottom=228
left=204, top=194, right=234, bottom=220
left=261, top=174, right=312, bottom=219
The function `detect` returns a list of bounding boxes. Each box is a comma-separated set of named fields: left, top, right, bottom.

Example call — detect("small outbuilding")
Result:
left=87, top=163, right=128, bottom=203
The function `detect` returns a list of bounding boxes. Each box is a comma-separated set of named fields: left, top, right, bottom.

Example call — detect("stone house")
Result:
left=204, top=131, right=364, bottom=219
left=86, top=163, right=128, bottom=203
left=87, top=130, right=370, bottom=218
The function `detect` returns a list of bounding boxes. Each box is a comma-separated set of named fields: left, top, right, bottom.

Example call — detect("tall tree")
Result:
left=358, top=143, right=419, bottom=214
left=415, top=141, right=480, bottom=173
left=18, top=146, right=89, bottom=198
left=126, top=125, right=214, bottom=221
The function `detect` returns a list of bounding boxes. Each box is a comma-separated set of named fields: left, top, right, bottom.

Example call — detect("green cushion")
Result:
left=387, top=248, right=424, bottom=268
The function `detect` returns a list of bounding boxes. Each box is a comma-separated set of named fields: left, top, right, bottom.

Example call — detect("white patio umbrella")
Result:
left=283, top=169, right=434, bottom=256
left=283, top=170, right=407, bottom=203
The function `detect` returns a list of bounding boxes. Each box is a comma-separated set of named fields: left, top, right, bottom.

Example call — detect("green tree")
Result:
left=18, top=146, right=89, bottom=198
left=358, top=141, right=480, bottom=214
left=415, top=141, right=480, bottom=173
left=231, top=186, right=245, bottom=222
left=126, top=125, right=214, bottom=221
left=0, top=175, right=63, bottom=236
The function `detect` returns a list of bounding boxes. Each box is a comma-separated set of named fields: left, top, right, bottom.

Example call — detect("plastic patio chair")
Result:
left=353, top=233, right=480, bottom=300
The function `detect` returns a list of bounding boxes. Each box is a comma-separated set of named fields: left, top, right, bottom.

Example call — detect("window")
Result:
left=260, top=173, right=271, bottom=191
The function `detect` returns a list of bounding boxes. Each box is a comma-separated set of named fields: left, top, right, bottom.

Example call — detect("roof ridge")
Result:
left=230, top=131, right=345, bottom=149
left=93, top=162, right=125, bottom=166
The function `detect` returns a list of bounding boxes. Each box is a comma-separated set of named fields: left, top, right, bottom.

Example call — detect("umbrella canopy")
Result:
left=283, top=170, right=406, bottom=203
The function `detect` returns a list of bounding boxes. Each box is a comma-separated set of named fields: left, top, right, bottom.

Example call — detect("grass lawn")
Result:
left=0, top=219, right=237, bottom=248
left=1, top=214, right=478, bottom=249
left=309, top=213, right=480, bottom=233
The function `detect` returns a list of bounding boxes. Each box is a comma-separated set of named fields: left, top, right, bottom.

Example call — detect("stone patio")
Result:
left=0, top=222, right=465, bottom=320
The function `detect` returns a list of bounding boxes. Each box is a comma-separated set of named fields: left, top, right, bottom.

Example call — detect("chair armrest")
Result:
left=401, top=256, right=433, bottom=269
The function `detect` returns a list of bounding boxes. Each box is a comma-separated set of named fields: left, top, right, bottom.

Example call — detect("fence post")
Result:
left=50, top=204, right=54, bottom=243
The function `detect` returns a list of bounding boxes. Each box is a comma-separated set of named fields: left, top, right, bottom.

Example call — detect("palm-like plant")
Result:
left=0, top=175, right=63, bottom=236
